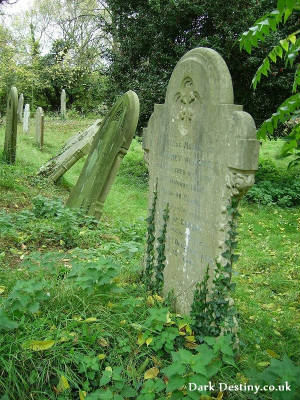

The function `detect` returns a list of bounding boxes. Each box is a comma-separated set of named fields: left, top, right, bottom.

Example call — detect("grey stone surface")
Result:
left=143, top=47, right=260, bottom=314
left=23, top=104, right=30, bottom=134
left=38, top=119, right=102, bottom=181
left=35, top=107, right=44, bottom=149
left=17, top=93, right=24, bottom=123
left=61, top=89, right=66, bottom=118
left=67, top=90, right=139, bottom=219
left=3, top=86, right=18, bottom=164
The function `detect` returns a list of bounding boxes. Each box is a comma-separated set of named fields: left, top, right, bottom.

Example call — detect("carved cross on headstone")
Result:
left=143, top=48, right=260, bottom=314
left=67, top=90, right=139, bottom=219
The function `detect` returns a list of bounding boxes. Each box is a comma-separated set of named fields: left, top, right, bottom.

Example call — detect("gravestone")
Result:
left=35, top=107, right=44, bottom=149
left=38, top=119, right=102, bottom=181
left=3, top=86, right=18, bottom=164
left=17, top=93, right=24, bottom=123
left=23, top=104, right=30, bottom=134
left=143, top=48, right=260, bottom=314
left=61, top=89, right=66, bottom=118
left=67, top=90, right=139, bottom=219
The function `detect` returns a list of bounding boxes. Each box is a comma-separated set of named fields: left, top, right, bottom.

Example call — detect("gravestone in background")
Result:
left=67, top=90, right=139, bottom=219
left=23, top=104, right=30, bottom=134
left=143, top=48, right=260, bottom=314
left=61, top=89, right=67, bottom=119
left=38, top=119, right=102, bottom=182
left=17, top=93, right=24, bottom=123
left=35, top=107, right=44, bottom=149
left=3, top=86, right=18, bottom=164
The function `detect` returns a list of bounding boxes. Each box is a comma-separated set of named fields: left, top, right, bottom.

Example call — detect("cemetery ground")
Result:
left=0, top=117, right=299, bottom=400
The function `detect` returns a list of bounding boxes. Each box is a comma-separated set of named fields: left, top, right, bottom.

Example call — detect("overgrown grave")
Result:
left=67, top=90, right=139, bottom=219
left=3, top=86, right=18, bottom=164
left=61, top=89, right=66, bottom=119
left=23, top=104, right=30, bottom=134
left=37, top=119, right=102, bottom=182
left=35, top=107, right=44, bottom=149
left=143, top=47, right=260, bottom=332
left=17, top=93, right=24, bottom=123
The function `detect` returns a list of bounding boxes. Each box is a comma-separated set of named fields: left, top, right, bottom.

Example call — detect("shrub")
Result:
left=245, top=158, right=300, bottom=206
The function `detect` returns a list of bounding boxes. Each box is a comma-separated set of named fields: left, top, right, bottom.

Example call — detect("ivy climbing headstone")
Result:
left=35, top=107, right=44, bottom=149
left=143, top=48, right=260, bottom=314
left=61, top=89, right=66, bottom=119
left=23, top=104, right=30, bottom=134
left=67, top=90, right=139, bottom=219
left=3, top=86, right=18, bottom=164
left=17, top=93, right=24, bottom=123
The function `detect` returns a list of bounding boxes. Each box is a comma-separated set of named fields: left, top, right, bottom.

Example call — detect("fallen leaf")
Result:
left=146, top=337, right=153, bottom=346
left=79, top=390, right=87, bottom=399
left=274, top=330, right=282, bottom=337
left=120, top=319, right=126, bottom=325
left=185, top=335, right=196, bottom=343
left=0, top=286, right=6, bottom=294
left=257, top=361, right=270, bottom=367
left=97, top=354, right=106, bottom=360
left=266, top=349, right=280, bottom=359
left=137, top=332, right=145, bottom=346
left=146, top=296, right=155, bottom=307
left=57, top=375, right=70, bottom=393
left=83, top=317, right=98, bottom=323
left=144, top=367, right=159, bottom=380
left=153, top=294, right=164, bottom=302
left=98, top=338, right=109, bottom=347
left=22, top=340, right=55, bottom=351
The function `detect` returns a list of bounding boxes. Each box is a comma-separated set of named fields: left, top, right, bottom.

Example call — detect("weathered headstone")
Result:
left=3, top=86, right=18, bottom=164
left=61, top=89, right=66, bottom=119
left=143, top=48, right=260, bottom=314
left=38, top=119, right=102, bottom=181
left=35, top=107, right=44, bottom=149
left=67, top=90, right=139, bottom=219
left=23, top=104, right=30, bottom=134
left=17, top=93, right=24, bottom=123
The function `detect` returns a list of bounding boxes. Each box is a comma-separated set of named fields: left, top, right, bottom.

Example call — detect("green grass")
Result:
left=0, top=119, right=299, bottom=399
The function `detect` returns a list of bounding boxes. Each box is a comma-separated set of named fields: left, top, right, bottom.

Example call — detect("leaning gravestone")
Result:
left=67, top=90, right=139, bottom=219
left=17, top=93, right=24, bottom=123
left=143, top=48, right=260, bottom=314
left=37, top=119, right=102, bottom=181
left=23, top=104, right=30, bottom=134
left=35, top=107, right=44, bottom=149
left=61, top=89, right=67, bottom=119
left=3, top=86, right=18, bottom=164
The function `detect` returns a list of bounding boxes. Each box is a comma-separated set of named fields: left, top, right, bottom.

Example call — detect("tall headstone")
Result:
left=23, top=104, right=30, bottom=134
left=143, top=48, right=260, bottom=314
left=37, top=119, right=102, bottom=182
left=61, top=89, right=66, bottom=119
left=35, top=107, right=44, bottom=149
left=17, top=93, right=24, bottom=123
left=3, top=86, right=18, bottom=164
left=67, top=90, right=139, bottom=219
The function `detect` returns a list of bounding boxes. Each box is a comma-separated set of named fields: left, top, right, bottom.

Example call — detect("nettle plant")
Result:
left=144, top=182, right=169, bottom=294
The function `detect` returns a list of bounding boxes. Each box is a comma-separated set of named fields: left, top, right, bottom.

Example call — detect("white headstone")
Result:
left=23, top=104, right=30, bottom=134
left=17, top=93, right=24, bottom=123
left=61, top=89, right=66, bottom=118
